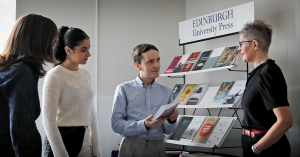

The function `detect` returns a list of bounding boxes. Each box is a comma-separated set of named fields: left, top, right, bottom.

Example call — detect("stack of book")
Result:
left=164, top=46, right=242, bottom=74
left=172, top=80, right=246, bottom=108
left=167, top=116, right=236, bottom=147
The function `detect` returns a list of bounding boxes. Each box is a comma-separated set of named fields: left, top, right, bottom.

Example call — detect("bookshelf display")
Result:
left=164, top=116, right=237, bottom=148
left=161, top=33, right=248, bottom=151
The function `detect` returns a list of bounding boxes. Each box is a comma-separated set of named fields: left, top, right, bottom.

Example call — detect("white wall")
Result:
left=16, top=0, right=98, bottom=153
left=97, top=0, right=185, bottom=156
left=0, top=0, right=16, bottom=51
left=185, top=0, right=300, bottom=156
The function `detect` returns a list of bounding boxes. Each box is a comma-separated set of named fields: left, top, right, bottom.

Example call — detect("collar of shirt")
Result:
left=135, top=75, right=157, bottom=88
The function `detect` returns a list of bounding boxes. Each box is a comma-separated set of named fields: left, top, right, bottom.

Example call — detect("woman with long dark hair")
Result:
left=0, top=14, right=57, bottom=157
left=42, top=26, right=101, bottom=157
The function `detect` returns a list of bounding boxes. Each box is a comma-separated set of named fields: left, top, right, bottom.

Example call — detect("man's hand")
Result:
left=144, top=114, right=167, bottom=129
left=168, top=108, right=179, bottom=123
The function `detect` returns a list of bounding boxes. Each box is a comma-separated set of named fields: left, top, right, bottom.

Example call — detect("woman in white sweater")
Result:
left=42, top=26, right=101, bottom=157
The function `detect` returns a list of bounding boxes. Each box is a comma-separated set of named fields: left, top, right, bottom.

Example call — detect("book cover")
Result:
left=164, top=56, right=182, bottom=74
left=201, top=47, right=226, bottom=70
left=207, top=117, right=235, bottom=147
left=173, top=54, right=191, bottom=73
left=172, top=84, right=187, bottom=100
left=180, top=116, right=206, bottom=142
left=178, top=84, right=197, bottom=105
left=169, top=116, right=194, bottom=141
left=151, top=99, right=180, bottom=121
left=180, top=62, right=195, bottom=72
left=213, top=46, right=237, bottom=68
left=180, top=51, right=201, bottom=72
left=187, top=51, right=201, bottom=62
left=192, top=116, right=219, bottom=143
left=210, top=82, right=235, bottom=106
left=185, top=83, right=210, bottom=105
left=222, top=80, right=246, bottom=106
left=193, top=51, right=212, bottom=71
left=226, top=48, right=243, bottom=67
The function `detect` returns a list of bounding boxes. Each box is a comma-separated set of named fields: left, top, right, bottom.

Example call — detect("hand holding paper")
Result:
left=151, top=99, right=180, bottom=121
left=144, top=114, right=167, bottom=129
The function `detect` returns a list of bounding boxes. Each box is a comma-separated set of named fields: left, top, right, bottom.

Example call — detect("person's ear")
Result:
left=135, top=62, right=142, bottom=71
left=253, top=40, right=259, bottom=50
left=64, top=46, right=72, bottom=56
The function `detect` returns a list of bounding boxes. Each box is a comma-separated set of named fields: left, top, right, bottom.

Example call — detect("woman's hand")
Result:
left=256, top=106, right=292, bottom=150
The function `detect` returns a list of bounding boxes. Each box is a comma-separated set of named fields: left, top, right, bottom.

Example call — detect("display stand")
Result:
left=161, top=41, right=249, bottom=155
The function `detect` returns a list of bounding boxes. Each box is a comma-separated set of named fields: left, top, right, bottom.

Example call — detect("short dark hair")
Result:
left=240, top=20, right=273, bottom=52
left=132, top=44, right=159, bottom=64
left=0, top=13, right=57, bottom=77
left=54, top=26, right=89, bottom=64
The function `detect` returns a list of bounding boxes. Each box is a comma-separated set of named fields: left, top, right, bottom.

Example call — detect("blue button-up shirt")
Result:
left=111, top=76, right=177, bottom=140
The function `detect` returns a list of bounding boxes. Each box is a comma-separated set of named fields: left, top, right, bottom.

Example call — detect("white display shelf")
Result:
left=175, top=86, right=240, bottom=109
left=164, top=116, right=237, bottom=148
left=164, top=139, right=215, bottom=148
left=160, top=65, right=235, bottom=77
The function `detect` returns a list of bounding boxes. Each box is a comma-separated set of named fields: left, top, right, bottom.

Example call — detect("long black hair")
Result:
left=54, top=26, right=89, bottom=64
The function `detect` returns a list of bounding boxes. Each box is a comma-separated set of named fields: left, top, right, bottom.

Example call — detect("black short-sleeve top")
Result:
left=242, top=59, right=290, bottom=130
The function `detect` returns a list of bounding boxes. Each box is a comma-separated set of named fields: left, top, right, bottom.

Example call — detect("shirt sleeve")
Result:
left=111, top=85, right=148, bottom=136
left=90, top=103, right=101, bottom=157
left=42, top=73, right=69, bottom=157
left=6, top=68, right=41, bottom=157
left=259, top=66, right=290, bottom=110
left=162, top=88, right=177, bottom=134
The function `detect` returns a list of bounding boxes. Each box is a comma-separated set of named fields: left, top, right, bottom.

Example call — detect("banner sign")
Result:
left=179, top=1, right=254, bottom=45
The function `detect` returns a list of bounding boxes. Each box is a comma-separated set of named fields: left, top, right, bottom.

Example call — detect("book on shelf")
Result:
left=178, top=84, right=197, bottom=105
left=181, top=51, right=202, bottom=72
left=226, top=48, right=243, bottom=67
left=180, top=116, right=206, bottom=142
left=181, top=62, right=196, bottom=72
left=193, top=51, right=212, bottom=71
left=206, top=117, right=235, bottom=147
left=169, top=116, right=194, bottom=140
left=213, top=46, right=238, bottom=68
left=201, top=47, right=226, bottom=70
left=210, top=82, right=235, bottom=106
left=185, top=83, right=210, bottom=105
left=192, top=116, right=219, bottom=143
left=164, top=56, right=182, bottom=74
left=172, top=84, right=187, bottom=100
left=222, top=80, right=246, bottom=107
left=151, top=99, right=180, bottom=121
left=173, top=53, right=191, bottom=73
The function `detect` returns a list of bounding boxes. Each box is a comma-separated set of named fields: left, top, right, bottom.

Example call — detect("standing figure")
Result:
left=238, top=20, right=293, bottom=157
left=0, top=14, right=57, bottom=157
left=42, top=26, right=101, bottom=157
left=111, top=44, right=179, bottom=157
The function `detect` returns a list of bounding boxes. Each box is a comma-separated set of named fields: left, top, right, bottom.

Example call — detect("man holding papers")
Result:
left=111, top=44, right=179, bottom=157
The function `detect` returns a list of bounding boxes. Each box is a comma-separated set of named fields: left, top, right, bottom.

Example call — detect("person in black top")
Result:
left=238, top=20, right=293, bottom=157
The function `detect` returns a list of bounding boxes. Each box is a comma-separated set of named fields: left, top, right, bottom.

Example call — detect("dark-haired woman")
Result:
left=239, top=20, right=292, bottom=157
left=42, top=26, right=101, bottom=157
left=0, top=14, right=57, bottom=157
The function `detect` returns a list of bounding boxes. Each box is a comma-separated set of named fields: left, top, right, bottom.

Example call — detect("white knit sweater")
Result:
left=42, top=65, right=101, bottom=157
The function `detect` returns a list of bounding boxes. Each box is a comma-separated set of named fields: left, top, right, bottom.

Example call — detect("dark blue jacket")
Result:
left=0, top=63, right=41, bottom=157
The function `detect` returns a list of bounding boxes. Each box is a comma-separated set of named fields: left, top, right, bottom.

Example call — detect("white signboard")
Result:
left=179, top=1, right=254, bottom=45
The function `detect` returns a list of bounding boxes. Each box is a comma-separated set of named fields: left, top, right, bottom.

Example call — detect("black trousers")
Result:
left=242, top=133, right=290, bottom=157
left=43, top=126, right=85, bottom=157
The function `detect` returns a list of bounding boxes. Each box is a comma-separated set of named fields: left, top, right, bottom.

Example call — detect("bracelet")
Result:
left=251, top=144, right=262, bottom=155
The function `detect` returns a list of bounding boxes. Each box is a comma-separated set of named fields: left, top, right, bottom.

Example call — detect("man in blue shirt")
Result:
left=111, top=43, right=179, bottom=157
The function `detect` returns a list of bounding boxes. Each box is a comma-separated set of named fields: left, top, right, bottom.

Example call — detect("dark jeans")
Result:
left=242, top=133, right=290, bottom=157
left=43, top=126, right=85, bottom=157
